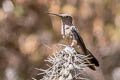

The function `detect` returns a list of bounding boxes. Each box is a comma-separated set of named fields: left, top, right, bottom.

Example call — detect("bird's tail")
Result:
left=83, top=49, right=99, bottom=71
left=86, top=49, right=99, bottom=67
left=77, top=49, right=99, bottom=71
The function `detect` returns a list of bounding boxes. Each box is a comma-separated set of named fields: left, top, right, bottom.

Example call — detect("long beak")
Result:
left=46, top=12, right=62, bottom=17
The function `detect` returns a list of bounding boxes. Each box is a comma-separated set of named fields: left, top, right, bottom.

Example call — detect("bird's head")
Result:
left=47, top=12, right=73, bottom=25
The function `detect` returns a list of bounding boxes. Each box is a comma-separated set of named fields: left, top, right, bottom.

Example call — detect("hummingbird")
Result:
left=47, top=12, right=99, bottom=70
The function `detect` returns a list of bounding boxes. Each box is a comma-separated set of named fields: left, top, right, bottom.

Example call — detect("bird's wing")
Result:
left=71, top=26, right=99, bottom=67
left=71, top=26, right=87, bottom=53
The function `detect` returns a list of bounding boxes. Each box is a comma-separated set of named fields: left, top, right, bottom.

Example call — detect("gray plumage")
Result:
left=47, top=12, right=99, bottom=70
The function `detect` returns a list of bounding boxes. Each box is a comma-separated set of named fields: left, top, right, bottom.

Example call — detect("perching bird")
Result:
left=47, top=12, right=99, bottom=70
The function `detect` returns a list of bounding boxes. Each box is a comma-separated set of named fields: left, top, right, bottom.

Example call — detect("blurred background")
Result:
left=0, top=0, right=120, bottom=80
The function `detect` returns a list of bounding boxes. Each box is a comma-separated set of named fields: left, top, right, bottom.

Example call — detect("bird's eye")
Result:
left=66, top=16, right=69, bottom=18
